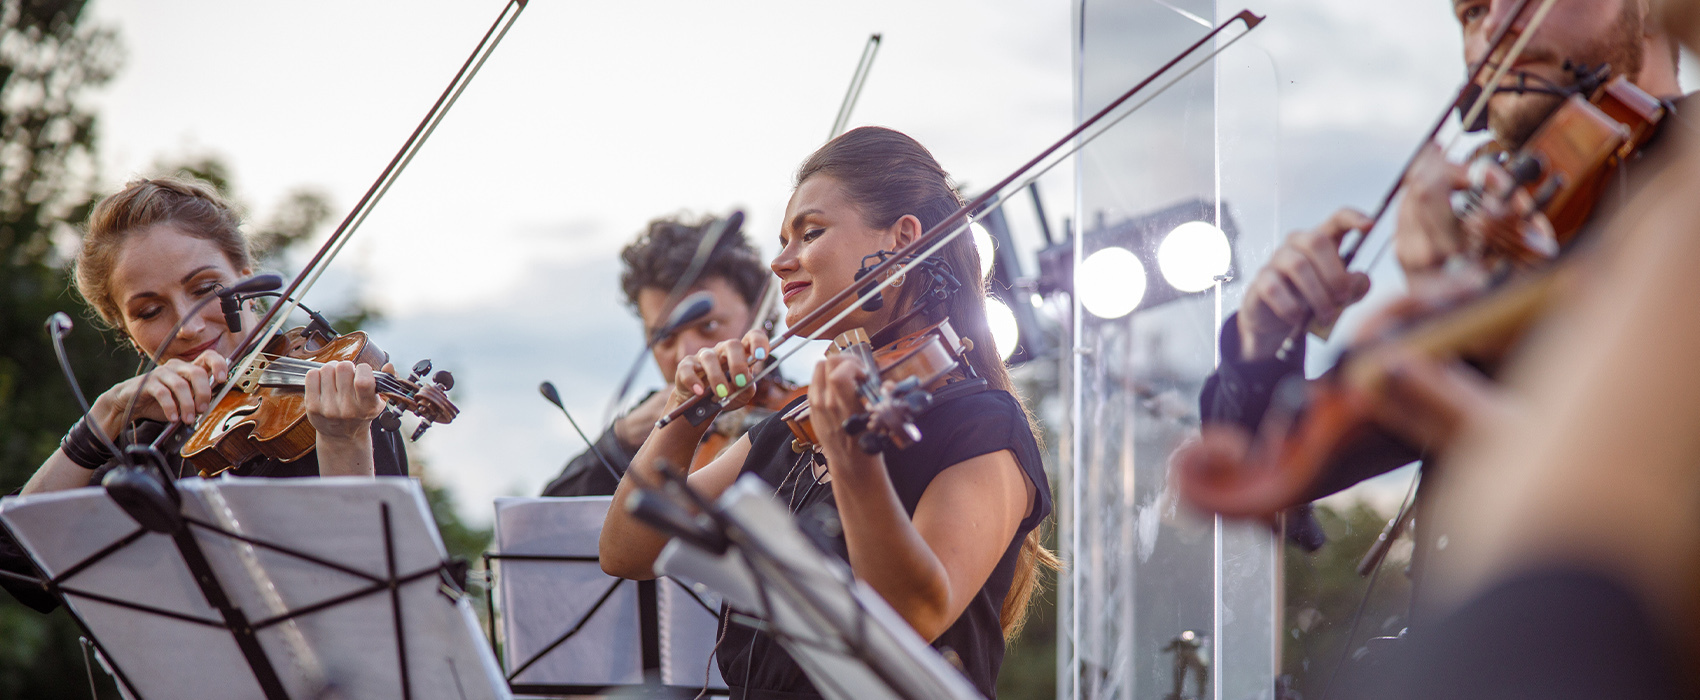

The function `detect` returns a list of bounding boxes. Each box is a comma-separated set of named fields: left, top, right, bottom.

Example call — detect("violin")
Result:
left=692, top=375, right=804, bottom=470
left=1242, top=70, right=1668, bottom=502
left=181, top=325, right=459, bottom=477
left=1456, top=74, right=1665, bottom=264
left=154, top=3, right=528, bottom=478
left=781, top=318, right=972, bottom=455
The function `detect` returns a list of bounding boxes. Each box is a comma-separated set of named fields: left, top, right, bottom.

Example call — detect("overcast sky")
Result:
left=81, top=1, right=1699, bottom=523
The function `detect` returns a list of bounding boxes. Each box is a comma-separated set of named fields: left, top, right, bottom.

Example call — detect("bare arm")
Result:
left=22, top=351, right=227, bottom=495
left=810, top=355, right=1034, bottom=641
left=305, top=360, right=389, bottom=477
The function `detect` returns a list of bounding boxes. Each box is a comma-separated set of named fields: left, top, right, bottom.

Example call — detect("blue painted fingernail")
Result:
left=753, top=348, right=767, bottom=361
left=715, top=384, right=729, bottom=398
left=734, top=374, right=748, bottom=388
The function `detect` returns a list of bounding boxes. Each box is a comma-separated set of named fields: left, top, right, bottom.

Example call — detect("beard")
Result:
left=1489, top=1, right=1647, bottom=148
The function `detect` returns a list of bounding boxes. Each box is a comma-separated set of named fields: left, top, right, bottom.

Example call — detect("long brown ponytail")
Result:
left=796, top=126, right=1058, bottom=641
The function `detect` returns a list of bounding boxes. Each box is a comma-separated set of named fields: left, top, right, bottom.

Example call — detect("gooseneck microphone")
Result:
left=217, top=273, right=284, bottom=333
left=604, top=289, right=716, bottom=423
left=45, top=313, right=182, bottom=532
left=540, top=381, right=625, bottom=484
left=46, top=313, right=124, bottom=461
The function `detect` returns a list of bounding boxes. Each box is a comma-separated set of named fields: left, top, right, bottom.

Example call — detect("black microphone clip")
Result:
left=216, top=273, right=285, bottom=333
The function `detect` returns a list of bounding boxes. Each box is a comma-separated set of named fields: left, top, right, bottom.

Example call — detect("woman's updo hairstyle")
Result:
left=794, top=127, right=1007, bottom=394
left=795, top=126, right=1057, bottom=641
left=74, top=176, right=251, bottom=328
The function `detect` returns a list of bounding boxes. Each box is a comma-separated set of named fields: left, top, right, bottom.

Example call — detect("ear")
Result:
left=891, top=214, right=922, bottom=250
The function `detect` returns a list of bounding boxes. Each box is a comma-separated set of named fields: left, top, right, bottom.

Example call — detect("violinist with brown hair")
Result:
left=541, top=215, right=787, bottom=497
left=1, top=176, right=406, bottom=612
left=1177, top=0, right=1686, bottom=529
left=599, top=126, right=1054, bottom=699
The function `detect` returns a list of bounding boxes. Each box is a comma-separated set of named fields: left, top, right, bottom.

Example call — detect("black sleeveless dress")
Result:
left=717, top=383, right=1052, bottom=699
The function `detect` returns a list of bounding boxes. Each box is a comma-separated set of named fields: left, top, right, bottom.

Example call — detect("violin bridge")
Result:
left=234, top=357, right=271, bottom=393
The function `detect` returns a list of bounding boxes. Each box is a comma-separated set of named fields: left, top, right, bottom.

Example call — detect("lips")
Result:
left=781, top=280, right=811, bottom=303
left=177, top=336, right=220, bottom=363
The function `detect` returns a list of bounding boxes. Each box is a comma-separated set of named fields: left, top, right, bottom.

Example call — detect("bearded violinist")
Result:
left=540, top=216, right=785, bottom=497
left=1177, top=0, right=1686, bottom=534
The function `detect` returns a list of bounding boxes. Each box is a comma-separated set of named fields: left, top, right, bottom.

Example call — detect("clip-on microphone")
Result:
left=216, top=273, right=284, bottom=333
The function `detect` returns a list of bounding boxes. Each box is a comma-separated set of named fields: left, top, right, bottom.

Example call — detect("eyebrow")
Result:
left=786, top=209, right=824, bottom=236
left=125, top=265, right=220, bottom=304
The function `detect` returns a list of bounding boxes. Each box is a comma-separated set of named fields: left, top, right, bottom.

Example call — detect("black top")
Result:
left=717, top=385, right=1052, bottom=700
left=541, top=422, right=630, bottom=497
left=542, top=389, right=790, bottom=498
left=0, top=418, right=406, bottom=613
left=1349, top=569, right=1686, bottom=700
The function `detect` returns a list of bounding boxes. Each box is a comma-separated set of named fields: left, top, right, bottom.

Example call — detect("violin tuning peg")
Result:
left=410, top=359, right=432, bottom=380
left=432, top=370, right=455, bottom=390
left=410, top=420, right=433, bottom=441
left=377, top=410, right=402, bottom=432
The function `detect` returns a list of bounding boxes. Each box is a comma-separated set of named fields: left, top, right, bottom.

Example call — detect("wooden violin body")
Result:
left=181, top=327, right=458, bottom=477
left=1251, top=76, right=1665, bottom=497
left=693, top=376, right=806, bottom=470
left=782, top=318, right=972, bottom=454
left=1465, top=76, right=1665, bottom=262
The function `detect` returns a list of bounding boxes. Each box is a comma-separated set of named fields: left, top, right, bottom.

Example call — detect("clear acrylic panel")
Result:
left=1060, top=2, right=1282, bottom=699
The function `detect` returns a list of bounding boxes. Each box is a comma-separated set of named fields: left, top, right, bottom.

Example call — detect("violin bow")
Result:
left=1275, top=0, right=1560, bottom=359
left=657, top=9, right=1267, bottom=429
left=213, top=0, right=529, bottom=411
left=133, top=0, right=528, bottom=448
left=829, top=33, right=883, bottom=140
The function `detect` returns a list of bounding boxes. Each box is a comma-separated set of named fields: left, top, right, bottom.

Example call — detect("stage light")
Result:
left=1078, top=246, right=1146, bottom=319
left=971, top=222, right=995, bottom=280
left=985, top=296, right=1019, bottom=361
left=1157, top=221, right=1231, bottom=293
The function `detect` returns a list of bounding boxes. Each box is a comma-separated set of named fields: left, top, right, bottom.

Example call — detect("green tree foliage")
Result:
left=0, top=3, right=485, bottom=695
left=1281, top=501, right=1415, bottom=700
left=0, top=0, right=125, bottom=696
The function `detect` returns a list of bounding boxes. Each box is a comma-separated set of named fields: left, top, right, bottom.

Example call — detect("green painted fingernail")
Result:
left=734, top=374, right=748, bottom=388
left=715, top=384, right=729, bottom=398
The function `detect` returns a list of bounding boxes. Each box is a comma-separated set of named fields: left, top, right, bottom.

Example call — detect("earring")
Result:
left=888, top=271, right=905, bottom=288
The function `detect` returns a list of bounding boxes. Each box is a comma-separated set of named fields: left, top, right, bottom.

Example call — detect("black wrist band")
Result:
left=60, top=418, right=114, bottom=470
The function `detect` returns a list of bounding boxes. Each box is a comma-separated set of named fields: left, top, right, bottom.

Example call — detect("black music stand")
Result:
left=648, top=475, right=986, bottom=700
left=0, top=477, right=507, bottom=700
left=485, top=496, right=727, bottom=698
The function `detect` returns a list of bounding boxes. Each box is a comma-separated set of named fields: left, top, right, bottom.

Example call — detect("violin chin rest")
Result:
left=102, top=466, right=183, bottom=535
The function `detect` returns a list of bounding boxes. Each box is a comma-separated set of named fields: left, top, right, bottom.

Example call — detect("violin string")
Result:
left=746, top=19, right=1261, bottom=386
left=249, top=355, right=416, bottom=395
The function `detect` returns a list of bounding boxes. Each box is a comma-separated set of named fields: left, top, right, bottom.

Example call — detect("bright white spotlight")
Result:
left=985, top=296, right=1020, bottom=361
left=971, top=222, right=995, bottom=280
left=1078, top=247, right=1146, bottom=319
left=1157, top=220, right=1231, bottom=293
